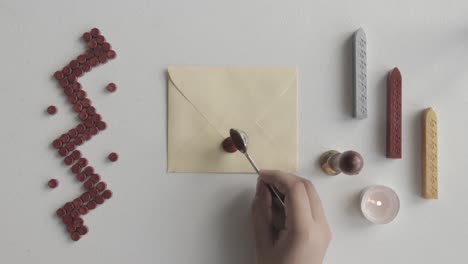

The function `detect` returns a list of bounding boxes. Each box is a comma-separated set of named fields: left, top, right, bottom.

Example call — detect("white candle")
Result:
left=360, top=185, right=400, bottom=224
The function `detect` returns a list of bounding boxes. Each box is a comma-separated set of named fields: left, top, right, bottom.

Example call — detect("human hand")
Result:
left=252, top=170, right=332, bottom=264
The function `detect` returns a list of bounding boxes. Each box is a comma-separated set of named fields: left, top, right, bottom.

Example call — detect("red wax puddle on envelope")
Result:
left=222, top=137, right=237, bottom=153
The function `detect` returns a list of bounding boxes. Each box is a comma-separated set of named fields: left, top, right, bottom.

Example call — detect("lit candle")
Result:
left=360, top=185, right=400, bottom=224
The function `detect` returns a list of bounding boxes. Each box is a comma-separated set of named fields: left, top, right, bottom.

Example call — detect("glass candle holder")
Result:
left=360, top=185, right=400, bottom=224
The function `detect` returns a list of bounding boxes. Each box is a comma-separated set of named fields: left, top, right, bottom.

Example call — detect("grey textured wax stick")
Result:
left=353, top=28, right=367, bottom=119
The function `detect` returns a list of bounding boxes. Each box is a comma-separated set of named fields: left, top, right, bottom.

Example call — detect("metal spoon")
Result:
left=229, top=128, right=285, bottom=208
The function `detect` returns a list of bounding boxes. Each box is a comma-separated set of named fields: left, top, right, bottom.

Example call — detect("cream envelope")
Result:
left=167, top=66, right=297, bottom=173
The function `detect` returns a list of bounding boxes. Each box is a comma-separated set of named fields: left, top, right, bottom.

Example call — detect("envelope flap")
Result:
left=168, top=66, right=296, bottom=131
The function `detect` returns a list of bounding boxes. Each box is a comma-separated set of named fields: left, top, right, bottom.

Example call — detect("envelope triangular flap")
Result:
left=168, top=66, right=296, bottom=131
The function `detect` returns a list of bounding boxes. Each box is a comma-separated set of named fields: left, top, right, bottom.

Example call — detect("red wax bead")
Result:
left=108, top=152, right=118, bottom=162
left=106, top=83, right=117, bottom=92
left=84, top=180, right=94, bottom=190
left=84, top=119, right=94, bottom=127
left=70, top=60, right=79, bottom=69
left=98, top=55, right=107, bottom=63
left=56, top=208, right=66, bottom=217
left=90, top=28, right=100, bottom=36
left=73, top=217, right=84, bottom=227
left=102, top=42, right=111, bottom=51
left=94, top=47, right=104, bottom=57
left=96, top=35, right=105, bottom=44
left=65, top=202, right=75, bottom=211
left=102, top=189, right=113, bottom=199
left=72, top=82, right=81, bottom=90
left=64, top=156, right=74, bottom=165
left=59, top=78, right=69, bottom=88
left=81, top=98, right=91, bottom=107
left=84, top=166, right=94, bottom=175
left=63, top=215, right=73, bottom=225
left=76, top=90, right=87, bottom=99
left=67, top=224, right=76, bottom=233
left=70, top=210, right=80, bottom=219
left=79, top=111, right=88, bottom=121
left=74, top=137, right=84, bottom=146
left=86, top=106, right=96, bottom=115
left=52, top=139, right=62, bottom=149
left=95, top=195, right=105, bottom=204
left=66, top=142, right=75, bottom=151
left=68, top=95, right=78, bottom=104
left=71, top=164, right=81, bottom=174
left=58, top=148, right=68, bottom=157
left=46, top=105, right=57, bottom=115
left=71, top=150, right=81, bottom=159
left=77, top=55, right=87, bottom=64
left=82, top=63, right=91, bottom=72
left=62, top=66, right=72, bottom=76
left=89, top=57, right=99, bottom=66
left=48, top=179, right=59, bottom=188
left=76, top=173, right=86, bottom=182
left=92, top=114, right=102, bottom=122
left=86, top=201, right=97, bottom=210
left=90, top=174, right=100, bottom=183
left=68, top=129, right=78, bottom=138
left=85, top=50, right=94, bottom=59
left=78, top=158, right=88, bottom=167
left=70, top=232, right=81, bottom=241
left=107, top=50, right=116, bottom=59
left=60, top=134, right=70, bottom=143
left=79, top=206, right=89, bottom=215
left=54, top=71, right=64, bottom=80
left=74, top=68, right=83, bottom=77
left=82, top=32, right=92, bottom=41
left=82, top=133, right=91, bottom=141
left=81, top=192, right=91, bottom=202
left=96, top=182, right=107, bottom=192
left=89, top=127, right=98, bottom=135
left=73, top=198, right=83, bottom=208
left=90, top=188, right=99, bottom=197
left=78, top=226, right=88, bottom=235
left=68, top=74, right=77, bottom=83
left=76, top=124, right=86, bottom=133
left=64, top=87, right=73, bottom=96
left=88, top=40, right=98, bottom=49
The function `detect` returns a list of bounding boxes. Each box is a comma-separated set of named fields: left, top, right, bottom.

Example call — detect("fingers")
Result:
left=259, top=170, right=313, bottom=233
left=301, top=179, right=328, bottom=224
left=252, top=178, right=273, bottom=251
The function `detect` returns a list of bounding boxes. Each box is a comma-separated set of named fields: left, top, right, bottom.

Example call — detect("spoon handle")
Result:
left=244, top=153, right=285, bottom=208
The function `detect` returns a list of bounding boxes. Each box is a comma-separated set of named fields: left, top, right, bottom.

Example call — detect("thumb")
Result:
left=252, top=178, right=273, bottom=252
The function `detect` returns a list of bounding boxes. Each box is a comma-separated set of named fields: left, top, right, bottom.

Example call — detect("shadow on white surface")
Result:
left=373, top=74, right=388, bottom=156
left=338, top=33, right=354, bottom=119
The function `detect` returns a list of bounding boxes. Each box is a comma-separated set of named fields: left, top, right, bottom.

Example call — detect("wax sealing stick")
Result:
left=422, top=108, right=438, bottom=199
left=353, top=28, right=367, bottom=119
left=386, top=68, right=402, bottom=158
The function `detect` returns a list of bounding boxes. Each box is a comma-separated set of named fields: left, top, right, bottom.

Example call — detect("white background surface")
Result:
left=1, top=0, right=468, bottom=263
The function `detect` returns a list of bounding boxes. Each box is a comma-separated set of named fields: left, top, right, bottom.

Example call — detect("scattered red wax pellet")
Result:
left=95, top=195, right=105, bottom=204
left=47, top=105, right=57, bottom=115
left=102, top=189, right=113, bottom=199
left=48, top=179, right=59, bottom=188
left=79, top=206, right=89, bottom=215
left=56, top=208, right=66, bottom=217
left=90, top=28, right=100, bottom=36
left=106, top=83, right=117, bottom=92
left=71, top=232, right=81, bottom=241
left=108, top=152, right=118, bottom=162
left=78, top=226, right=88, bottom=235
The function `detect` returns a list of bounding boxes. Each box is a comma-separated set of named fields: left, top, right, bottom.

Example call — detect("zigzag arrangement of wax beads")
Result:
left=52, top=28, right=116, bottom=241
